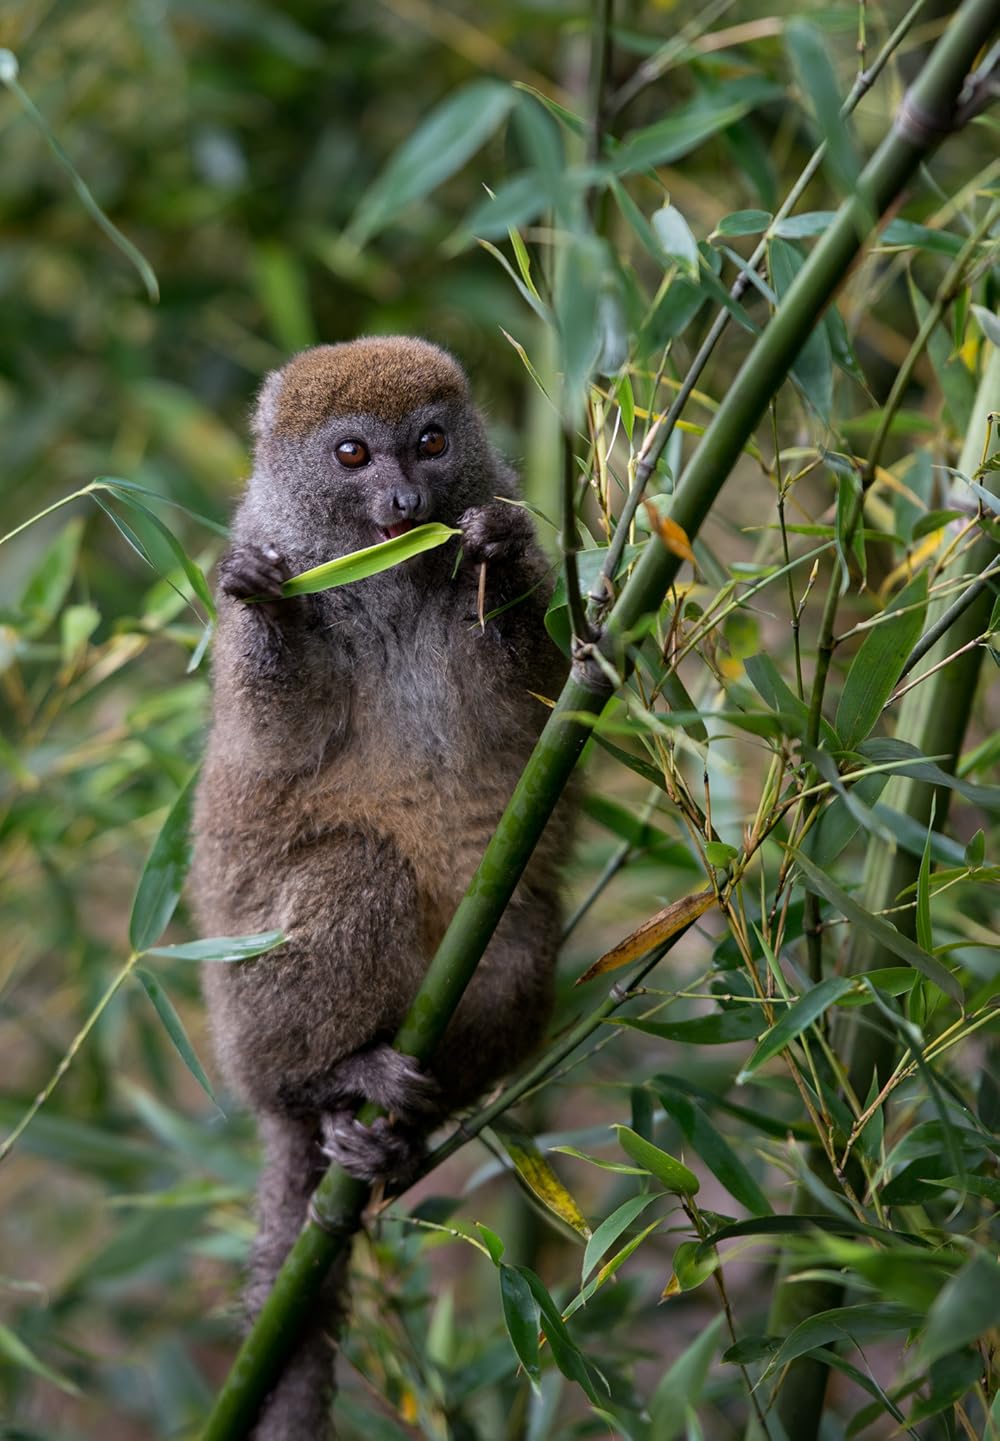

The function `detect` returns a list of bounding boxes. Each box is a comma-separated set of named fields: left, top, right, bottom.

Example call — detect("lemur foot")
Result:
left=326, top=1042, right=441, bottom=1120
left=321, top=1112, right=426, bottom=1186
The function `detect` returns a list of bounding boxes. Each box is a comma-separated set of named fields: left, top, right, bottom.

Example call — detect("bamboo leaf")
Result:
left=613, top=1126, right=699, bottom=1196
left=582, top=1193, right=661, bottom=1284
left=565, top=1221, right=661, bottom=1320
left=790, top=848, right=962, bottom=1003
left=515, top=1267, right=603, bottom=1402
left=0, top=1324, right=81, bottom=1396
left=613, top=80, right=781, bottom=174
left=710, top=209, right=772, bottom=241
left=614, top=1009, right=760, bottom=1045
left=917, top=1253, right=1000, bottom=1368
left=129, top=772, right=198, bottom=952
left=651, top=204, right=699, bottom=279
left=348, top=81, right=516, bottom=243
left=767, top=1303, right=925, bottom=1373
left=134, top=968, right=219, bottom=1108
left=655, top=1086, right=772, bottom=1213
left=916, top=812, right=935, bottom=953
left=99, top=484, right=217, bottom=619
left=785, top=20, right=859, bottom=192
left=737, top=976, right=856, bottom=1081
left=278, top=524, right=459, bottom=596
left=577, top=889, right=715, bottom=983
left=144, top=931, right=285, bottom=963
left=649, top=1314, right=725, bottom=1440
left=17, top=517, right=85, bottom=639
left=768, top=237, right=833, bottom=421
left=835, top=571, right=928, bottom=747
left=662, top=1238, right=719, bottom=1298
left=490, top=1119, right=591, bottom=1238
left=0, top=52, right=158, bottom=299
left=498, top=1264, right=541, bottom=1388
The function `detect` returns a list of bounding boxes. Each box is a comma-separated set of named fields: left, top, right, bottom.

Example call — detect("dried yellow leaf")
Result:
left=576, top=888, right=716, bottom=985
left=642, top=501, right=696, bottom=566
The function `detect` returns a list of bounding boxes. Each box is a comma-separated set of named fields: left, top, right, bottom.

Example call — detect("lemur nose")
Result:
left=391, top=489, right=424, bottom=518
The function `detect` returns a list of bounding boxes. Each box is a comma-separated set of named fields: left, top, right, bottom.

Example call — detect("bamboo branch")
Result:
left=199, top=6, right=1000, bottom=1434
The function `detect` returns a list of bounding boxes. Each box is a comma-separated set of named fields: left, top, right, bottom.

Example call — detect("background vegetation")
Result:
left=1, top=2, right=998, bottom=1439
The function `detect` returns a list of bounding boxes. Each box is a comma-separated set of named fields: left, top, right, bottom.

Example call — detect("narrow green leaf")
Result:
left=710, top=209, right=772, bottom=241
left=499, top=1264, right=541, bottom=1388
left=144, top=931, right=285, bottom=963
left=649, top=1315, right=725, bottom=1441
left=859, top=737, right=1000, bottom=812
left=582, top=1193, right=661, bottom=1284
left=785, top=20, right=859, bottom=192
left=279, top=524, right=459, bottom=596
left=880, top=218, right=965, bottom=256
left=613, top=81, right=781, bottom=174
left=18, top=517, right=85, bottom=639
left=349, top=81, right=515, bottom=243
left=556, top=232, right=609, bottom=414
left=972, top=303, right=1000, bottom=347
left=0, top=1324, right=81, bottom=1396
left=613, top=1125, right=699, bottom=1196
left=835, top=571, right=928, bottom=747
left=614, top=1009, right=760, bottom=1045
left=651, top=204, right=699, bottom=279
left=773, top=211, right=837, bottom=239
left=549, top=1145, right=647, bottom=1176
left=655, top=1087, right=772, bottom=1213
left=251, top=241, right=317, bottom=352
left=516, top=1267, right=602, bottom=1402
left=99, top=485, right=217, bottom=619
left=565, top=1222, right=661, bottom=1320
left=0, top=55, right=158, bottom=300
left=909, top=274, right=976, bottom=433
left=917, top=1253, right=1000, bottom=1368
left=916, top=813, right=935, bottom=953
left=768, top=237, right=833, bottom=421
left=60, top=602, right=100, bottom=663
left=965, top=828, right=986, bottom=868
left=129, top=772, right=198, bottom=952
left=767, top=1303, right=925, bottom=1373
left=738, top=976, right=856, bottom=1081
left=791, top=848, right=962, bottom=1003
left=698, top=1214, right=931, bottom=1259
left=476, top=1224, right=505, bottom=1265
left=463, top=171, right=551, bottom=241
left=134, top=968, right=219, bottom=1108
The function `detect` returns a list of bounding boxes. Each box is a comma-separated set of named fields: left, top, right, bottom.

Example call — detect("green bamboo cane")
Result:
left=765, top=344, right=1000, bottom=1441
left=200, top=5, right=999, bottom=1435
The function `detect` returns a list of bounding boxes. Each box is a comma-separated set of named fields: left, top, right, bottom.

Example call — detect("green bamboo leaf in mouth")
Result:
left=251, top=522, right=462, bottom=599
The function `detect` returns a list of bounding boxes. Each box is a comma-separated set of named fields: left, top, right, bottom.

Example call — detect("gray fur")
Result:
left=191, top=338, right=567, bottom=1439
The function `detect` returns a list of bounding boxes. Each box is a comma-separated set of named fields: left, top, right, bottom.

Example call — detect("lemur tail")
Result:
left=247, top=1113, right=348, bottom=1441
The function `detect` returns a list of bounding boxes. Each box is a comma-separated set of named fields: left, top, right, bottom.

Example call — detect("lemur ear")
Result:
left=251, top=369, right=284, bottom=441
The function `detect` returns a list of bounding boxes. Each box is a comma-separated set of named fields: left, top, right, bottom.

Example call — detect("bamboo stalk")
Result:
left=199, top=5, right=1000, bottom=1435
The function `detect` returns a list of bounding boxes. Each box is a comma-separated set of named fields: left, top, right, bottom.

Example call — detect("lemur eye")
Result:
left=335, top=439, right=370, bottom=468
left=418, top=427, right=448, bottom=458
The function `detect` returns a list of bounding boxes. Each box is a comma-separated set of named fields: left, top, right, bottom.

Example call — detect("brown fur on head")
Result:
left=255, top=337, right=470, bottom=438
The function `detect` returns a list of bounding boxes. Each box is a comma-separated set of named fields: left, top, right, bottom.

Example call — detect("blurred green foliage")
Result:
left=2, top=2, right=1000, bottom=1439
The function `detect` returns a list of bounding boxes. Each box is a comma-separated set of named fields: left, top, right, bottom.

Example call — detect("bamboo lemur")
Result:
left=191, top=337, right=567, bottom=1439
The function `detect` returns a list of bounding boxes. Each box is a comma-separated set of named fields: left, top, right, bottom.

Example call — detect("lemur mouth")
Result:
left=378, top=521, right=416, bottom=541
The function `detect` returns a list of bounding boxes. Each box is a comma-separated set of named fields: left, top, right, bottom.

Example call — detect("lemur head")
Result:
left=246, top=338, right=509, bottom=556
